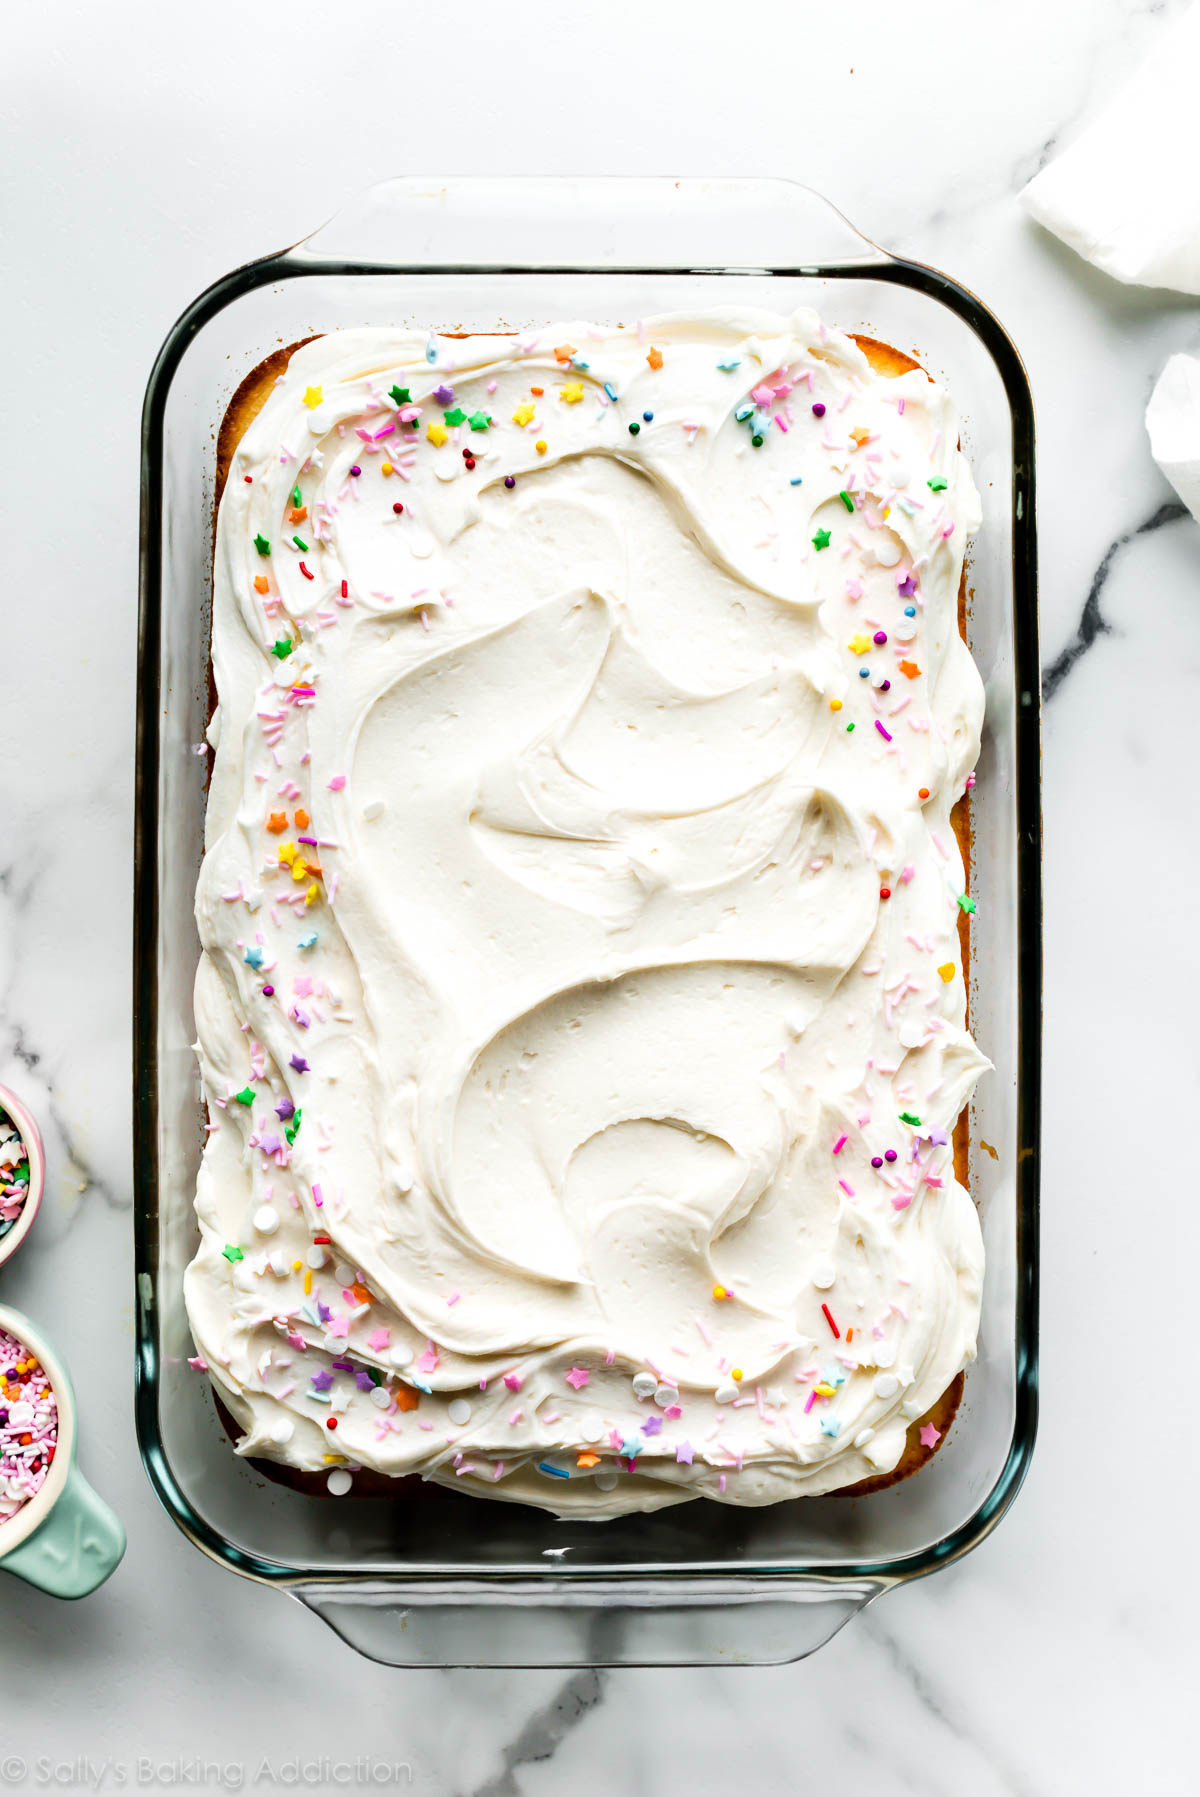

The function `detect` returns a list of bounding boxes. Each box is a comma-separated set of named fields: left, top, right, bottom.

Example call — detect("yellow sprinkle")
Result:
left=278, top=841, right=297, bottom=865
left=426, top=421, right=449, bottom=447
left=814, top=1382, right=836, bottom=1398
left=938, top=962, right=955, bottom=982
left=712, top=1284, right=728, bottom=1301
left=304, top=882, right=320, bottom=906
left=291, top=859, right=308, bottom=883
left=535, top=439, right=548, bottom=455
left=292, top=1259, right=302, bottom=1273
left=323, top=1454, right=347, bottom=1466
left=512, top=402, right=536, bottom=427
left=848, top=634, right=872, bottom=655
left=731, top=1367, right=743, bottom=1382
left=381, top=461, right=394, bottom=476
left=302, top=385, right=323, bottom=410
left=304, top=1269, right=312, bottom=1295
left=559, top=382, right=584, bottom=405
left=829, top=698, right=843, bottom=712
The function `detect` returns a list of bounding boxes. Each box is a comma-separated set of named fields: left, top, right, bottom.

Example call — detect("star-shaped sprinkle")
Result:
left=717, top=357, right=740, bottom=371
left=898, top=659, right=921, bottom=678
left=443, top=407, right=467, bottom=427
left=254, top=535, right=271, bottom=556
left=426, top=422, right=449, bottom=447
left=899, top=1111, right=922, bottom=1127
left=812, top=528, right=832, bottom=550
left=620, top=1436, right=640, bottom=1460
left=576, top=1451, right=601, bottom=1468
left=898, top=573, right=919, bottom=597
left=919, top=1422, right=942, bottom=1449
left=503, top=1373, right=522, bottom=1392
left=646, top=347, right=663, bottom=370
left=559, top=382, right=584, bottom=405
left=367, top=1328, right=391, bottom=1352
left=394, top=1384, right=420, bottom=1412
left=938, top=963, right=955, bottom=982
left=676, top=1440, right=694, bottom=1465
left=234, top=1087, right=255, bottom=1106
left=850, top=426, right=871, bottom=448
left=957, top=893, right=977, bottom=915
left=848, top=633, right=872, bottom=654
left=564, top=1367, right=590, bottom=1390
left=221, top=1243, right=244, bottom=1263
left=928, top=475, right=948, bottom=491
left=389, top=385, right=411, bottom=406
left=311, top=1368, right=334, bottom=1392
left=642, top=1416, right=663, bottom=1437
left=266, top=812, right=287, bottom=833
left=512, top=401, right=536, bottom=426
left=553, top=344, right=576, bottom=363
left=275, top=1098, right=295, bottom=1120
left=244, top=946, right=264, bottom=970
left=270, top=638, right=292, bottom=659
left=302, top=385, right=323, bottom=410
left=433, top=384, right=455, bottom=405
left=289, top=1053, right=309, bottom=1074
left=468, top=410, right=491, bottom=432
left=819, top=1416, right=841, bottom=1437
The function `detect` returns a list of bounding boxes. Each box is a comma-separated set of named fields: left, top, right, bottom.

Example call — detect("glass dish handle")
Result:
left=292, top=1575, right=885, bottom=1668
left=289, top=176, right=893, bottom=275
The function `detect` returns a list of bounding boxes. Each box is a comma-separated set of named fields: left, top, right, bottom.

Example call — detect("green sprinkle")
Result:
left=284, top=1108, right=303, bottom=1146
left=292, top=535, right=308, bottom=552
left=928, top=476, right=948, bottom=491
left=222, top=1243, right=244, bottom=1263
left=751, top=434, right=764, bottom=447
left=270, top=639, right=292, bottom=660
left=291, top=485, right=302, bottom=507
left=443, top=407, right=467, bottom=427
left=12, top=1164, right=29, bottom=1184
left=254, top=535, right=270, bottom=556
left=838, top=490, right=854, bottom=512
left=233, top=1087, right=255, bottom=1106
left=468, top=410, right=492, bottom=432
left=957, top=893, right=977, bottom=914
left=628, top=421, right=640, bottom=435
left=846, top=721, right=855, bottom=732
left=899, top=1112, right=922, bottom=1127
left=812, top=528, right=832, bottom=550
left=389, top=385, right=411, bottom=406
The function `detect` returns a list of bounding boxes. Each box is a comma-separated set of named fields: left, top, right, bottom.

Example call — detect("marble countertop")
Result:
left=3, top=0, right=1199, bottom=1790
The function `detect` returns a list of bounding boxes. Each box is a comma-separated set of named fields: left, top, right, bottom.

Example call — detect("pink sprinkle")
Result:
left=845, top=577, right=863, bottom=600
left=838, top=1178, right=855, bottom=1196
left=446, top=1293, right=460, bottom=1306
left=892, top=1196, right=912, bottom=1211
left=327, top=775, right=346, bottom=791
left=565, top=1367, right=590, bottom=1390
left=875, top=721, right=892, bottom=742
left=832, top=1134, right=847, bottom=1155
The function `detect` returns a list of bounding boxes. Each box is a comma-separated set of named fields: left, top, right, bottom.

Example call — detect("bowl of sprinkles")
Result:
left=0, top=1305, right=125, bottom=1598
left=0, top=1084, right=45, bottom=1269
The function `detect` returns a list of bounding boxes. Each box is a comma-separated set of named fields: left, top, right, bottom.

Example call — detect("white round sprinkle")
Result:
left=875, top=1342, right=896, bottom=1369
left=853, top=1427, right=875, bottom=1448
left=447, top=1399, right=472, bottom=1425
left=326, top=1469, right=353, bottom=1496
left=362, top=800, right=385, bottom=821
left=7, top=1403, right=34, bottom=1429
left=594, top=1470, right=619, bottom=1491
left=253, top=1205, right=279, bottom=1235
left=306, top=1245, right=327, bottom=1270
left=653, top=1384, right=679, bottom=1409
left=631, top=1372, right=657, bottom=1400
left=269, top=1418, right=294, bottom=1445
left=369, top=1386, right=391, bottom=1410
left=874, top=1373, right=900, bottom=1399
left=811, top=1260, right=837, bottom=1290
left=714, top=1382, right=739, bottom=1406
left=872, top=538, right=902, bottom=568
left=390, top=1345, right=413, bottom=1369
left=334, top=1261, right=356, bottom=1287
left=581, top=1412, right=605, bottom=1443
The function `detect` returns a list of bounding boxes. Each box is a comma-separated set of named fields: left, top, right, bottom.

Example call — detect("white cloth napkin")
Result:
left=1147, top=354, right=1200, bottom=523
left=1020, top=3, right=1200, bottom=295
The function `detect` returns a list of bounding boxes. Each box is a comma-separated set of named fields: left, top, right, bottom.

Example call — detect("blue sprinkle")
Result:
left=819, top=1416, right=841, bottom=1438
left=642, top=410, right=653, bottom=423
left=904, top=604, right=917, bottom=617
left=244, top=946, right=264, bottom=970
left=297, top=932, right=318, bottom=950
left=424, top=336, right=438, bottom=364
left=603, top=382, right=617, bottom=403
left=717, top=357, right=741, bottom=371
left=734, top=403, right=754, bottom=423
left=413, top=1379, right=433, bottom=1394
left=789, top=476, right=804, bottom=486
left=859, top=667, right=870, bottom=679
left=538, top=1461, right=569, bottom=1478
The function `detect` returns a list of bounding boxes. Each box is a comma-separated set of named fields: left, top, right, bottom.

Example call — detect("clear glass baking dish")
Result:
left=135, top=177, right=1040, bottom=1668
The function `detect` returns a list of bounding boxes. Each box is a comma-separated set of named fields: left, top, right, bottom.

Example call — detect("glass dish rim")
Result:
left=134, top=180, right=1041, bottom=1597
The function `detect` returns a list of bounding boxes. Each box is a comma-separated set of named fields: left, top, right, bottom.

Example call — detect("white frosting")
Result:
left=186, top=309, right=988, bottom=1517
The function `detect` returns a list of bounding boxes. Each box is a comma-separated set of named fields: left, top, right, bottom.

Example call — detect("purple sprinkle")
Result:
left=262, top=985, right=275, bottom=997
left=812, top=403, right=826, bottom=418
left=289, top=1054, right=309, bottom=1073
left=504, top=475, right=516, bottom=489
left=349, top=465, right=361, bottom=477
left=879, top=679, right=891, bottom=692
left=875, top=720, right=892, bottom=742
left=873, top=630, right=887, bottom=645
left=871, top=1156, right=883, bottom=1169
left=898, top=573, right=918, bottom=597
left=311, top=1369, right=333, bottom=1392
left=884, top=1149, right=898, bottom=1163
left=275, top=1098, right=295, bottom=1121
left=433, top=384, right=454, bottom=405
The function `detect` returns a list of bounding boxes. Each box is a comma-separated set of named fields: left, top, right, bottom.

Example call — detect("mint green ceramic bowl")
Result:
left=0, top=1304, right=125, bottom=1598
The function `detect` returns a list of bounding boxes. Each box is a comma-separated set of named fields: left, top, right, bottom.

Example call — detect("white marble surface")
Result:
left=3, top=0, right=1200, bottom=1790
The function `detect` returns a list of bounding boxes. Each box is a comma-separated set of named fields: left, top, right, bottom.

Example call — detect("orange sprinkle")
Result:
left=849, top=426, right=871, bottom=449
left=381, top=461, right=394, bottom=476
left=898, top=659, right=922, bottom=679
left=646, top=347, right=663, bottom=371
left=266, top=812, right=287, bottom=834
left=553, top=345, right=575, bottom=364
left=350, top=1282, right=372, bottom=1305
left=294, top=808, right=310, bottom=830
left=305, top=860, right=322, bottom=878
left=845, top=1327, right=854, bottom=1343
left=918, top=786, right=930, bottom=800
left=535, top=439, right=548, bottom=455
left=395, top=1385, right=420, bottom=1412
left=530, top=385, right=544, bottom=396
left=289, top=506, right=308, bottom=523
left=576, top=1452, right=601, bottom=1468
left=253, top=575, right=270, bottom=595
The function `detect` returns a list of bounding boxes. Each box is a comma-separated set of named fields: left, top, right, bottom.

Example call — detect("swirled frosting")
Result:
left=186, top=310, right=987, bottom=1517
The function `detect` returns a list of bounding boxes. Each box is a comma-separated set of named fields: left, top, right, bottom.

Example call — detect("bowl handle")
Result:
left=292, top=1574, right=884, bottom=1667
left=1, top=1464, right=126, bottom=1599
